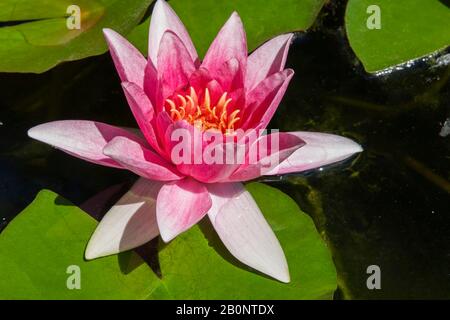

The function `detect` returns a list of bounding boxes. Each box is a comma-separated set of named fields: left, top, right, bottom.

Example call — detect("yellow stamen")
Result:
left=177, top=95, right=187, bottom=108
left=217, top=92, right=227, bottom=107
left=165, top=87, right=242, bottom=133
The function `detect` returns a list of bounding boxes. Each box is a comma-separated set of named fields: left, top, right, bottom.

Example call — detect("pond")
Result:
left=0, top=0, right=449, bottom=299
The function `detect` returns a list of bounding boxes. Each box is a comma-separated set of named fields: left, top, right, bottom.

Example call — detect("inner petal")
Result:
left=165, top=86, right=241, bottom=133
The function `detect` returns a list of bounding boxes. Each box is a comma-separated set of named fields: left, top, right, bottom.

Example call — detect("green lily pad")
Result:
left=345, top=0, right=450, bottom=72
left=0, top=183, right=336, bottom=299
left=0, top=0, right=152, bottom=73
left=0, top=190, right=160, bottom=299
left=128, top=0, right=326, bottom=56
left=155, top=182, right=337, bottom=299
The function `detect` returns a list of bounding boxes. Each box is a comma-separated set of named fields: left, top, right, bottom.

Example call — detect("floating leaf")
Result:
left=0, top=0, right=152, bottom=73
left=128, top=0, right=326, bottom=56
left=154, top=182, right=337, bottom=299
left=0, top=190, right=159, bottom=299
left=345, top=0, right=450, bottom=72
left=0, top=183, right=336, bottom=299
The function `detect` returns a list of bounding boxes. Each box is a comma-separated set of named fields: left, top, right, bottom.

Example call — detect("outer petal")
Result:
left=103, top=28, right=146, bottom=88
left=246, top=33, right=293, bottom=92
left=121, top=82, right=162, bottom=153
left=157, top=31, right=196, bottom=100
left=156, top=177, right=212, bottom=242
left=148, top=0, right=198, bottom=67
left=28, top=120, right=145, bottom=168
left=266, top=132, right=363, bottom=175
left=103, top=136, right=183, bottom=181
left=226, top=132, right=305, bottom=182
left=85, top=178, right=161, bottom=259
left=242, top=69, right=294, bottom=130
left=202, top=12, right=247, bottom=80
left=207, top=182, right=290, bottom=283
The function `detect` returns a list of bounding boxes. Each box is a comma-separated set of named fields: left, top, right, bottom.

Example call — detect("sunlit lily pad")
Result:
left=128, top=0, right=327, bottom=56
left=155, top=182, right=337, bottom=299
left=0, top=190, right=159, bottom=299
left=0, top=183, right=336, bottom=299
left=0, top=0, right=152, bottom=73
left=345, top=0, right=450, bottom=72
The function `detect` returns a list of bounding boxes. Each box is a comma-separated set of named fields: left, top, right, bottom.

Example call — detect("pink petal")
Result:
left=121, top=82, right=162, bottom=153
left=85, top=178, right=161, bottom=259
left=156, top=177, right=212, bottom=242
left=189, top=67, right=212, bottom=92
left=227, top=132, right=304, bottom=182
left=143, top=61, right=160, bottom=109
left=207, top=182, right=290, bottom=283
left=103, top=136, right=183, bottom=181
left=242, top=69, right=294, bottom=130
left=205, top=80, right=224, bottom=105
left=148, top=0, right=198, bottom=67
left=155, top=111, right=174, bottom=159
left=163, top=120, right=240, bottom=183
left=202, top=12, right=247, bottom=80
left=246, top=34, right=293, bottom=91
left=103, top=28, right=146, bottom=88
left=157, top=31, right=196, bottom=100
left=226, top=87, right=246, bottom=114
left=266, top=131, right=363, bottom=175
left=28, top=120, right=145, bottom=168
left=215, top=58, right=244, bottom=93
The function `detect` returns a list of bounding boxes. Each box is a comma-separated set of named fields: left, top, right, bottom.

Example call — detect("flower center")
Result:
left=165, top=87, right=241, bottom=133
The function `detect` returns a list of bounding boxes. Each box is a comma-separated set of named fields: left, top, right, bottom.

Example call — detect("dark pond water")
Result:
left=0, top=0, right=449, bottom=299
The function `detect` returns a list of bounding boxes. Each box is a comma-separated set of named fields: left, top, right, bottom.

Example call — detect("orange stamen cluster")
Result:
left=165, top=87, right=241, bottom=133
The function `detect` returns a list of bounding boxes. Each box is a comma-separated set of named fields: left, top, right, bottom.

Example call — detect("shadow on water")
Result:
left=0, top=0, right=449, bottom=299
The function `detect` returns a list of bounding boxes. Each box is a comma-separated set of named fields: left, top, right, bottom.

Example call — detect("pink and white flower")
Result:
left=28, top=0, right=362, bottom=282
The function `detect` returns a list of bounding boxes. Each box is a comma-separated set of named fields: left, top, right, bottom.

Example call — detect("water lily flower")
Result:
left=28, top=0, right=362, bottom=283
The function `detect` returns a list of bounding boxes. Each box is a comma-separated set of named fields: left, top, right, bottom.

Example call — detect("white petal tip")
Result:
left=159, top=224, right=186, bottom=243
left=328, top=138, right=363, bottom=165
left=27, top=124, right=53, bottom=144
left=154, top=0, right=171, bottom=13
left=27, top=125, right=43, bottom=140
left=345, top=139, right=364, bottom=156
left=84, top=245, right=104, bottom=261
left=159, top=232, right=175, bottom=243
left=84, top=253, right=95, bottom=260
left=27, top=127, right=36, bottom=139
left=229, top=11, right=242, bottom=22
left=102, top=28, right=116, bottom=39
left=260, top=258, right=290, bottom=283
left=84, top=238, right=120, bottom=260
left=275, top=271, right=290, bottom=283
left=84, top=237, right=117, bottom=260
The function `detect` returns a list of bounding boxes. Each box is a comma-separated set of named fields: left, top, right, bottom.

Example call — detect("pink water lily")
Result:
left=28, top=0, right=362, bottom=283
